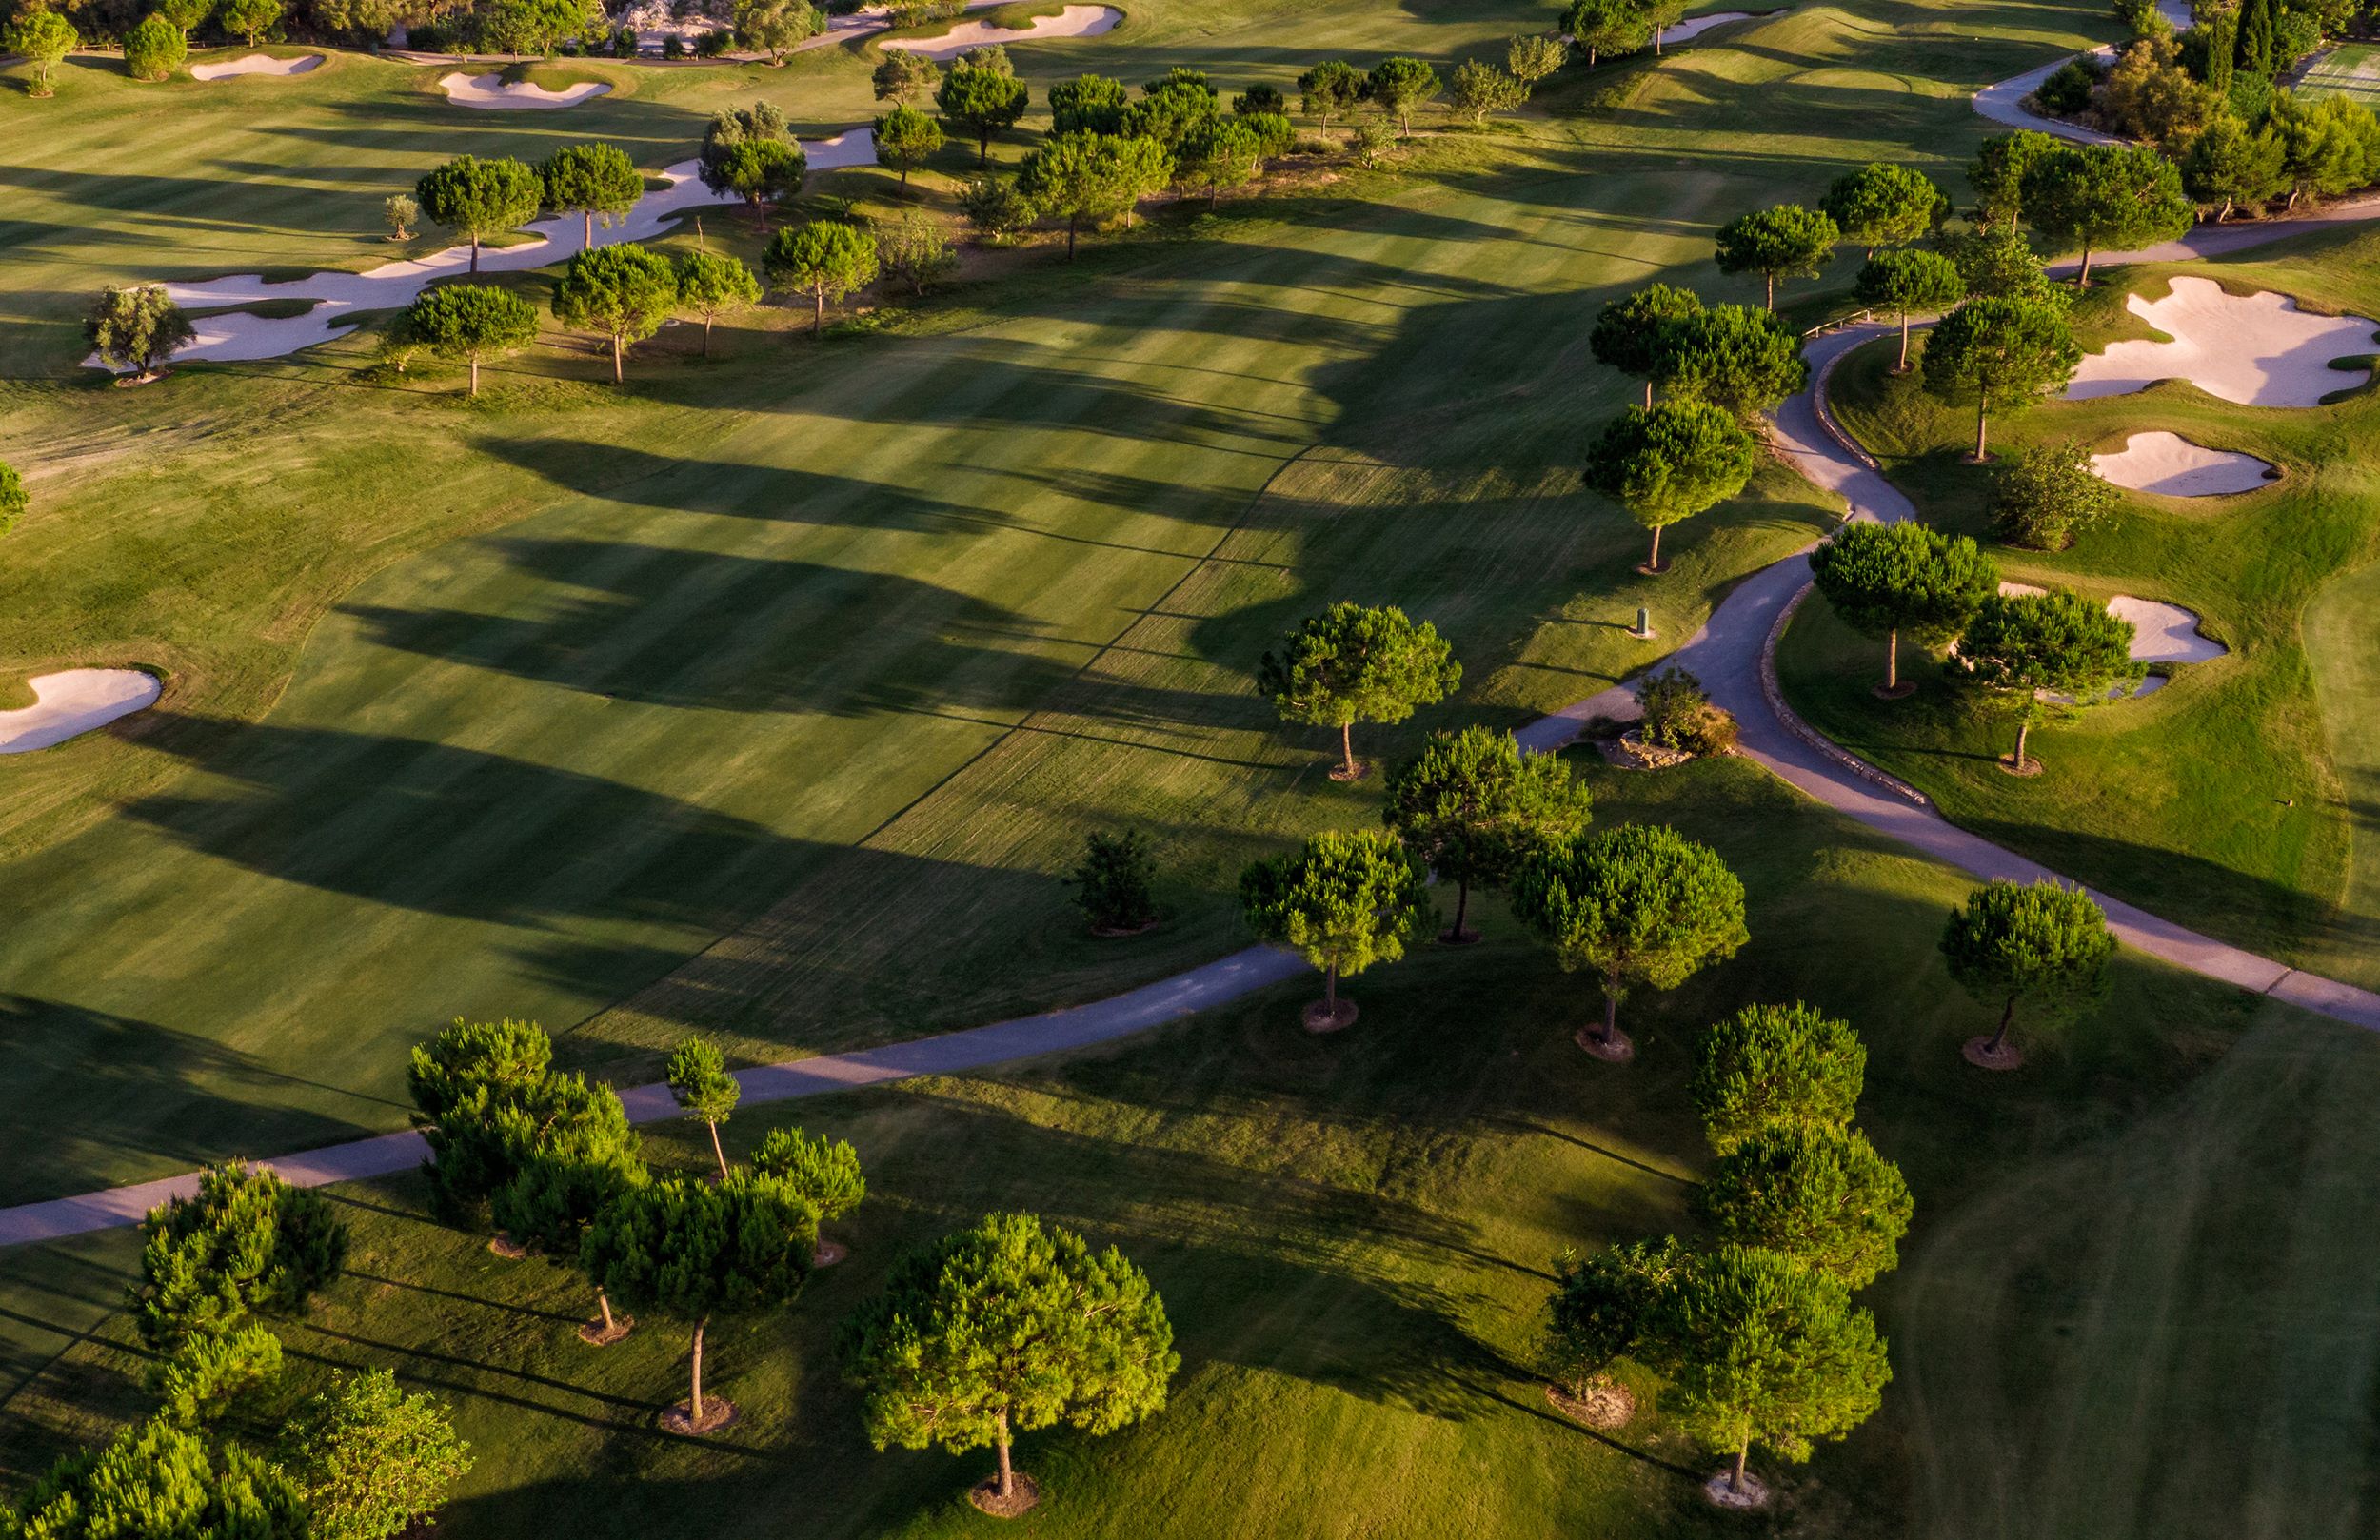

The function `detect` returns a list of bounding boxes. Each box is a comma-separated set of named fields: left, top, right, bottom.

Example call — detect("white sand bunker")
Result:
left=2091, top=431, right=2276, bottom=496
left=191, top=52, right=324, bottom=80
left=1995, top=582, right=2227, bottom=687
left=439, top=70, right=612, bottom=109
left=1658, top=9, right=1778, bottom=45
left=2066, top=276, right=2379, bottom=407
left=882, top=3, right=1120, bottom=59
left=89, top=134, right=876, bottom=368
left=0, top=669, right=162, bottom=754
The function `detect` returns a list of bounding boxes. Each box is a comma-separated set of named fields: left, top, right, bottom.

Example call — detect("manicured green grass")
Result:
left=2299, top=40, right=2380, bottom=109
left=1777, top=236, right=2380, bottom=985
left=4, top=758, right=2360, bottom=1538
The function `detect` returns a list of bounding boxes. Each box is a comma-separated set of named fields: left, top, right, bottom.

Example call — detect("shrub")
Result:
left=123, top=11, right=187, bottom=79
left=1990, top=441, right=2118, bottom=549
left=2033, top=55, right=2102, bottom=116
left=1636, top=666, right=1738, bottom=755
left=1070, top=830, right=1158, bottom=932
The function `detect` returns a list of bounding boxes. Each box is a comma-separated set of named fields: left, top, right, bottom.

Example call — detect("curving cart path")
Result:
left=1972, top=0, right=2192, bottom=143
left=10, top=150, right=2380, bottom=1253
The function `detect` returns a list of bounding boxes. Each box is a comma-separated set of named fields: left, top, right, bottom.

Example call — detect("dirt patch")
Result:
left=1704, top=1470, right=1774, bottom=1509
left=1546, top=1378, right=1636, bottom=1430
left=1303, top=998, right=1359, bottom=1034
left=1575, top=1026, right=1636, bottom=1063
left=967, top=1471, right=1042, bottom=1518
left=1963, top=1036, right=2026, bottom=1070
left=577, top=1313, right=634, bottom=1346
left=660, top=1397, right=740, bottom=1434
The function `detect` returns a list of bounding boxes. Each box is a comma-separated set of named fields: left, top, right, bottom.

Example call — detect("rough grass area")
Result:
left=7, top=758, right=2364, bottom=1540
left=1776, top=232, right=2380, bottom=987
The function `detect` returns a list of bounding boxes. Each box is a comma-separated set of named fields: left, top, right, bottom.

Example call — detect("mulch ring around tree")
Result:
left=486, top=1233, right=528, bottom=1259
left=1303, top=997, right=1359, bottom=1034
left=1996, top=753, right=2045, bottom=778
left=660, top=1397, right=740, bottom=1435
left=1703, top=1470, right=1773, bottom=1510
left=1327, top=760, right=1372, bottom=782
left=1962, top=1036, right=2026, bottom=1072
left=1599, top=730, right=1694, bottom=771
left=967, top=1471, right=1042, bottom=1519
left=577, top=1313, right=634, bottom=1347
left=1575, top=1025, right=1636, bottom=1063
left=1872, top=681, right=1918, bottom=701
left=1089, top=918, right=1160, bottom=938
left=1438, top=925, right=1483, bottom=946
left=813, top=1238, right=849, bottom=1268
left=1545, top=1378, right=1636, bottom=1431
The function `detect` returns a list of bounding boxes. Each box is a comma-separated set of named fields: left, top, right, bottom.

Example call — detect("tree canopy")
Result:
left=1240, top=829, right=1433, bottom=1027
left=130, top=1160, right=348, bottom=1352
left=873, top=49, right=941, bottom=104
left=1955, top=590, right=2143, bottom=768
left=2021, top=143, right=2195, bottom=284
left=1049, top=71, right=1130, bottom=132
left=86, top=286, right=194, bottom=379
left=700, top=103, right=805, bottom=226
left=1585, top=400, right=1759, bottom=571
left=1653, top=304, right=1808, bottom=417
left=1714, top=204, right=1839, bottom=308
left=874, top=104, right=946, bottom=187
left=5, top=10, right=77, bottom=95
left=1296, top=58, right=1364, bottom=123
left=1511, top=822, right=1749, bottom=1055
left=1966, top=128, right=2056, bottom=231
left=398, top=284, right=539, bottom=396
left=1590, top=283, right=1703, bottom=405
left=764, top=220, right=880, bottom=334
left=1563, top=0, right=1650, bottom=66
left=2184, top=112, right=2288, bottom=220
left=6, top=1420, right=307, bottom=1539
left=1256, top=601, right=1460, bottom=779
left=674, top=249, right=761, bottom=358
left=734, top=0, right=822, bottom=62
left=838, top=1212, right=1178, bottom=1510
left=1016, top=130, right=1168, bottom=256
left=751, top=1127, right=867, bottom=1221
left=123, top=12, right=187, bottom=79
left=1544, top=1236, right=1689, bottom=1393
left=1807, top=520, right=1999, bottom=692
left=1382, top=725, right=1593, bottom=941
left=938, top=57, right=1031, bottom=164
left=413, top=155, right=543, bottom=274
left=1691, top=1001, right=1868, bottom=1154
left=1820, top=161, right=1944, bottom=255
left=1989, top=440, right=2119, bottom=550
left=1694, top=1126, right=1914, bottom=1290
left=541, top=142, right=643, bottom=250
left=1362, top=55, right=1439, bottom=133
left=1853, top=248, right=1965, bottom=371
left=664, top=1036, right=742, bottom=1177
left=550, top=242, right=679, bottom=384
left=0, top=460, right=28, bottom=540
left=282, top=1369, right=473, bottom=1540
left=1918, top=294, right=2081, bottom=460
left=1940, top=878, right=2116, bottom=1060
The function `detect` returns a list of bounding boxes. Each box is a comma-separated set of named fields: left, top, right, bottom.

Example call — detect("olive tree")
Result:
left=838, top=1212, right=1177, bottom=1516
left=1694, top=1126, right=1914, bottom=1289
left=1650, top=1246, right=1892, bottom=1498
left=1256, top=601, right=1460, bottom=780
left=86, top=286, right=195, bottom=380
left=1240, top=829, right=1433, bottom=1031
left=1448, top=59, right=1525, bottom=125
left=399, top=284, right=538, bottom=396
left=878, top=209, right=957, bottom=294
left=1918, top=294, right=2081, bottom=461
left=414, top=155, right=543, bottom=274
left=1543, top=1237, right=1688, bottom=1397
left=583, top=1170, right=817, bottom=1432
left=1585, top=400, right=1758, bottom=572
left=1508, top=33, right=1567, bottom=89
left=673, top=249, right=761, bottom=357
left=734, top=0, right=820, bottom=63
left=1715, top=204, right=1839, bottom=309
left=1853, top=248, right=1965, bottom=372
left=1691, top=1002, right=1867, bottom=1154
left=383, top=192, right=418, bottom=241
left=1989, top=440, right=2119, bottom=550
left=129, top=1161, right=348, bottom=1352
left=1511, top=822, right=1749, bottom=1060
left=550, top=242, right=677, bottom=384
left=282, top=1369, right=473, bottom=1540
left=7, top=10, right=78, bottom=96
left=1590, top=282, right=1702, bottom=407
left=1382, top=724, right=1593, bottom=942
left=765, top=220, right=880, bottom=335
left=1807, top=520, right=1999, bottom=695
left=664, top=1037, right=742, bottom=1179
left=1956, top=589, right=2142, bottom=769
left=1940, top=878, right=2115, bottom=1066
left=541, top=141, right=643, bottom=250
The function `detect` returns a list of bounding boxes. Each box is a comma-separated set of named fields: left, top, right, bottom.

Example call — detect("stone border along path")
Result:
left=91, top=134, right=877, bottom=369
left=12, top=191, right=2380, bottom=1254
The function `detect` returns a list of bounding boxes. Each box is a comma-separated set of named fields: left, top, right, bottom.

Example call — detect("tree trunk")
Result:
left=708, top=1119, right=728, bottom=1179
left=1763, top=270, right=1775, bottom=309
left=702, top=315, right=713, bottom=357
left=598, top=1290, right=616, bottom=1333
left=1732, top=1440, right=1749, bottom=1494
left=2076, top=239, right=2093, bottom=286
left=1647, top=523, right=1663, bottom=569
left=1067, top=216, right=1080, bottom=259
left=1642, top=378, right=1653, bottom=408
left=978, top=129, right=990, bottom=166
left=1601, top=968, right=1620, bottom=1044
left=2013, top=716, right=2031, bottom=771
left=1973, top=397, right=1989, bottom=461
left=1588, top=45, right=1598, bottom=67
left=470, top=235, right=482, bottom=274
left=2218, top=194, right=2232, bottom=222
left=995, top=1410, right=1014, bottom=1498
left=1451, top=880, right=1471, bottom=938
left=1339, top=721, right=1358, bottom=778
left=1896, top=311, right=1912, bottom=370
left=1324, top=962, right=1339, bottom=1014
left=689, top=1317, right=707, bottom=1422
left=468, top=356, right=481, bottom=396
left=584, top=209, right=594, bottom=249
left=610, top=333, right=624, bottom=384
left=1887, top=627, right=1898, bottom=690
left=901, top=165, right=911, bottom=189
left=1987, top=994, right=2016, bottom=1054
left=813, top=289, right=824, bottom=336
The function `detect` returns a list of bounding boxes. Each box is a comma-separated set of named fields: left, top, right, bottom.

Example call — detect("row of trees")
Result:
left=1561, top=0, right=1693, bottom=67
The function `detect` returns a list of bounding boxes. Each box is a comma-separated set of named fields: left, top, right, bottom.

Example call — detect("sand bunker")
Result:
left=89, top=135, right=877, bottom=368
left=1657, top=10, right=1774, bottom=45
left=2066, top=276, right=2379, bottom=407
left=1995, top=582, right=2227, bottom=674
left=2091, top=431, right=2276, bottom=496
left=0, top=670, right=161, bottom=754
left=439, top=70, right=612, bottom=109
left=190, top=52, right=324, bottom=80
left=881, top=3, right=1120, bottom=59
